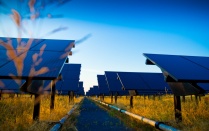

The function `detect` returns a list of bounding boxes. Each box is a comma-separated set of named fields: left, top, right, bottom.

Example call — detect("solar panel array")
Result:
left=75, top=81, right=85, bottom=96
left=52, top=64, right=81, bottom=94
left=117, top=72, right=172, bottom=95
left=86, top=86, right=100, bottom=96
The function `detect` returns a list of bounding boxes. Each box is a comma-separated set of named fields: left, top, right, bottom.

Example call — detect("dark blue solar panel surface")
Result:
left=0, top=38, right=43, bottom=67
left=117, top=72, right=148, bottom=90
left=0, top=51, right=66, bottom=79
left=140, top=73, right=170, bottom=90
left=31, top=39, right=73, bottom=52
left=79, top=82, right=83, bottom=87
left=144, top=53, right=209, bottom=82
left=97, top=75, right=109, bottom=95
left=104, top=71, right=124, bottom=92
left=197, top=83, right=209, bottom=93
left=0, top=79, right=25, bottom=93
left=0, top=79, right=25, bottom=90
left=93, top=86, right=100, bottom=95
left=117, top=72, right=171, bottom=95
left=183, top=56, right=209, bottom=70
left=0, top=37, right=75, bottom=80
left=88, top=86, right=100, bottom=95
left=56, top=64, right=81, bottom=92
left=0, top=50, right=16, bottom=67
left=87, top=87, right=93, bottom=95
left=0, top=38, right=30, bottom=50
left=76, top=82, right=85, bottom=95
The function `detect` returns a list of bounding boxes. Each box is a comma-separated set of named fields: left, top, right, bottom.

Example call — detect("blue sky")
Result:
left=1, top=0, right=209, bottom=92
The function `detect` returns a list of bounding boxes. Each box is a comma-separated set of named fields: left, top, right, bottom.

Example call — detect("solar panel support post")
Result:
left=111, top=93, right=113, bottom=103
left=102, top=94, right=104, bottom=101
left=191, top=95, right=193, bottom=101
left=50, top=80, right=56, bottom=110
left=130, top=96, right=133, bottom=108
left=0, top=90, right=2, bottom=100
left=69, top=91, right=74, bottom=104
left=182, top=96, right=186, bottom=102
left=115, top=92, right=118, bottom=104
left=174, top=95, right=182, bottom=122
left=33, top=94, right=41, bottom=120
left=153, top=94, right=156, bottom=100
left=195, top=95, right=198, bottom=105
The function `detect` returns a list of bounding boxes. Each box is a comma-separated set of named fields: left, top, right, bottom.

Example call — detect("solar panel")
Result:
left=144, top=53, right=209, bottom=95
left=0, top=38, right=45, bottom=68
left=0, top=51, right=67, bottom=79
left=97, top=75, right=110, bottom=95
left=30, top=39, right=73, bottom=52
left=75, top=82, right=85, bottom=95
left=0, top=50, right=16, bottom=67
left=93, top=86, right=100, bottom=95
left=104, top=71, right=123, bottom=92
left=140, top=73, right=170, bottom=90
left=0, top=38, right=74, bottom=80
left=88, top=86, right=100, bottom=96
left=56, top=64, right=81, bottom=92
left=197, top=83, right=209, bottom=93
left=117, top=72, right=171, bottom=95
left=144, top=53, right=209, bottom=82
left=0, top=79, right=25, bottom=91
left=117, top=72, right=148, bottom=90
left=42, top=64, right=81, bottom=94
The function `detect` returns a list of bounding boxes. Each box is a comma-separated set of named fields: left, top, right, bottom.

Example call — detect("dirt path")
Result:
left=75, top=98, right=133, bottom=131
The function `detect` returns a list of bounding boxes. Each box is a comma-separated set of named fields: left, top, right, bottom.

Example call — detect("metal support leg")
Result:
left=115, top=93, right=118, bottom=104
left=130, top=96, right=133, bottom=108
left=33, top=94, right=41, bottom=120
left=174, top=95, right=182, bottom=122
left=50, top=80, right=55, bottom=110
left=182, top=96, right=185, bottom=102
left=111, top=93, right=113, bottom=103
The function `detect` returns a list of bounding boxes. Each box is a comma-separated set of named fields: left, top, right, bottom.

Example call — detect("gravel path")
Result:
left=75, top=98, right=133, bottom=131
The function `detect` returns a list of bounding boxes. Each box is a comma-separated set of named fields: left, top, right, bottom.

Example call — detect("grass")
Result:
left=0, top=94, right=83, bottom=131
left=91, top=98, right=157, bottom=131
left=98, top=94, right=209, bottom=131
left=60, top=98, right=84, bottom=131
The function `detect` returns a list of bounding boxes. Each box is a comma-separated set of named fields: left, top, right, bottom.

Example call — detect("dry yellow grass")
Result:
left=0, top=94, right=83, bottom=130
left=101, top=95, right=209, bottom=131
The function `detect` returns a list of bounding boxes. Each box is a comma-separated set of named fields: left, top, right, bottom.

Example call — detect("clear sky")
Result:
left=1, top=0, right=209, bottom=93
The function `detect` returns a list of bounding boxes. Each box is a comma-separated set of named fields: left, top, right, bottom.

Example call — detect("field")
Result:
left=0, top=94, right=83, bottom=131
left=1, top=94, right=209, bottom=131
left=101, top=95, right=209, bottom=131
